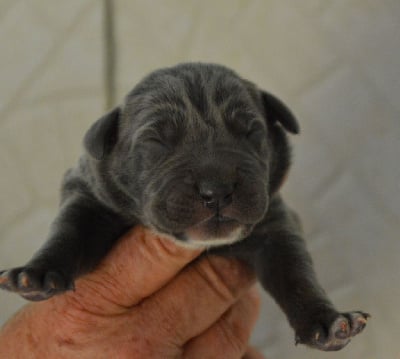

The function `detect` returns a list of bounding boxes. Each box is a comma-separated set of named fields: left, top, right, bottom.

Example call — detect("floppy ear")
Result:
left=261, top=91, right=300, bottom=134
left=84, top=107, right=120, bottom=160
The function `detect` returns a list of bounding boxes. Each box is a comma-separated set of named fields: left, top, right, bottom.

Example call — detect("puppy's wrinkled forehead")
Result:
left=122, top=63, right=260, bottom=135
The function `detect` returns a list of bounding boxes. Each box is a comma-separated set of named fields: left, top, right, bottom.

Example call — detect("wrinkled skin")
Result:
left=0, top=227, right=265, bottom=359
left=0, top=63, right=369, bottom=351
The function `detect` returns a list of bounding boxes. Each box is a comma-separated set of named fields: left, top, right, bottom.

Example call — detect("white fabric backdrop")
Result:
left=0, top=1, right=399, bottom=358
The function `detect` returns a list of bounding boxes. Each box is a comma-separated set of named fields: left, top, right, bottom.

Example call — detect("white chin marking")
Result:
left=153, top=227, right=244, bottom=249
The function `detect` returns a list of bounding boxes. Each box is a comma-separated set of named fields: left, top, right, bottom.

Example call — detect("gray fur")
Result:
left=0, top=63, right=368, bottom=351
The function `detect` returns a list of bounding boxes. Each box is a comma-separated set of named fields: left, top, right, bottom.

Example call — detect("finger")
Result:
left=183, top=287, right=261, bottom=359
left=132, top=255, right=256, bottom=348
left=63, top=226, right=202, bottom=313
left=243, top=346, right=267, bottom=359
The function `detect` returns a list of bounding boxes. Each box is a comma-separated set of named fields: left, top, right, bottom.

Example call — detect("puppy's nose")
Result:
left=198, top=181, right=234, bottom=209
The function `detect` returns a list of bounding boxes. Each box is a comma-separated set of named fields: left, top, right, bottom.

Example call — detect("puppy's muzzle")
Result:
left=198, top=179, right=235, bottom=210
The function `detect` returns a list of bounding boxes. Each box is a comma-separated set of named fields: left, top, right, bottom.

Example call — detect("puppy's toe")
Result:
left=0, top=267, right=74, bottom=301
left=343, top=311, right=370, bottom=336
left=295, top=310, right=370, bottom=351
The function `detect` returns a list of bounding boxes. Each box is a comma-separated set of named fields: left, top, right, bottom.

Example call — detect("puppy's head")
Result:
left=84, top=63, right=299, bottom=248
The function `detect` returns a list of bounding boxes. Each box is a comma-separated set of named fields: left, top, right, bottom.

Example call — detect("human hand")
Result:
left=0, top=226, right=264, bottom=358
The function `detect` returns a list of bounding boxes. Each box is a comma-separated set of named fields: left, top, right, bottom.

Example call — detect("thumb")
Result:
left=63, top=226, right=202, bottom=314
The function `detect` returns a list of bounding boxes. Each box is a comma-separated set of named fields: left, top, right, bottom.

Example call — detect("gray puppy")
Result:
left=0, top=63, right=369, bottom=351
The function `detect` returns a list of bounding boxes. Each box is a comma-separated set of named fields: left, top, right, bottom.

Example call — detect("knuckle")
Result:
left=138, top=295, right=186, bottom=346
left=213, top=291, right=261, bottom=357
left=72, top=273, right=124, bottom=313
left=194, top=260, right=237, bottom=302
left=121, top=321, right=182, bottom=359
left=195, top=256, right=255, bottom=303
left=217, top=313, right=249, bottom=357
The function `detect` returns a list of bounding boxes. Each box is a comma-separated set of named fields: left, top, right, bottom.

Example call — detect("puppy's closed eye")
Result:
left=144, top=135, right=170, bottom=149
left=246, top=121, right=265, bottom=148
left=0, top=62, right=368, bottom=354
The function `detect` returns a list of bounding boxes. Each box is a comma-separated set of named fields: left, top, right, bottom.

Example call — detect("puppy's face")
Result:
left=84, top=64, right=298, bottom=247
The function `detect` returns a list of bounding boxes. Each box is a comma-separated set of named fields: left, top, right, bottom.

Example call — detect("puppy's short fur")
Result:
left=0, top=63, right=369, bottom=351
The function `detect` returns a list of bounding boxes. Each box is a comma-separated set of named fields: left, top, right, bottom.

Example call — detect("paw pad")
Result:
left=0, top=275, right=8, bottom=285
left=334, top=319, right=350, bottom=339
left=296, top=310, right=370, bottom=351
left=18, top=273, right=31, bottom=288
left=0, top=267, right=74, bottom=301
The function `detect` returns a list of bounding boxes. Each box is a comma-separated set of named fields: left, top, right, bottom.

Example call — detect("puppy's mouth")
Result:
left=175, top=214, right=246, bottom=248
left=202, top=214, right=240, bottom=231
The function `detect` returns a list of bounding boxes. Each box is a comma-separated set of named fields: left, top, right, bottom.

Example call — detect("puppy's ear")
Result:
left=84, top=107, right=120, bottom=160
left=261, top=91, right=300, bottom=134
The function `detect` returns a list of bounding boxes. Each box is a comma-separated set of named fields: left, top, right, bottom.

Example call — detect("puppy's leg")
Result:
left=215, top=195, right=369, bottom=351
left=0, top=195, right=129, bottom=301
left=252, top=231, right=369, bottom=351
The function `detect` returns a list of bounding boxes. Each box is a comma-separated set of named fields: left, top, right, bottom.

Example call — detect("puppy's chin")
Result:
left=149, top=215, right=252, bottom=249
left=170, top=216, right=248, bottom=249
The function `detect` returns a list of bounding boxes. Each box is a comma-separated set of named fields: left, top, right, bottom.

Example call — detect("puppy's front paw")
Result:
left=0, top=267, right=74, bottom=301
left=295, top=311, right=370, bottom=351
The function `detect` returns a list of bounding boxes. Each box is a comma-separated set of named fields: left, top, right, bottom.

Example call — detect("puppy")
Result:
left=0, top=63, right=369, bottom=351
